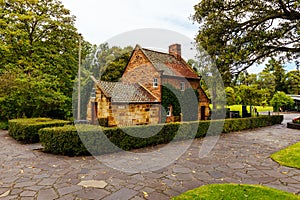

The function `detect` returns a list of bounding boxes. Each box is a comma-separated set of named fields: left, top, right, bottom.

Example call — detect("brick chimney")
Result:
left=169, top=44, right=181, bottom=59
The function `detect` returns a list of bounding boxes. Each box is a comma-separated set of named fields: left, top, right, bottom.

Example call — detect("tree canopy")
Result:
left=73, top=43, right=133, bottom=119
left=270, top=91, right=294, bottom=111
left=0, top=0, right=89, bottom=120
left=193, top=0, right=300, bottom=83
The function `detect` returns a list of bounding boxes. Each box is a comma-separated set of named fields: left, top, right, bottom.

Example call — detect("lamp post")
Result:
left=77, top=33, right=82, bottom=120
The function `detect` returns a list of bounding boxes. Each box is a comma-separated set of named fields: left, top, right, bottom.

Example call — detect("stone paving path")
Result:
left=0, top=114, right=300, bottom=200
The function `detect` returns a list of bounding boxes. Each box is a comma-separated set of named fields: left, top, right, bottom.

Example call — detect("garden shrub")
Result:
left=38, top=115, right=283, bottom=156
left=0, top=121, right=8, bottom=130
left=9, top=118, right=71, bottom=143
left=98, top=118, right=108, bottom=127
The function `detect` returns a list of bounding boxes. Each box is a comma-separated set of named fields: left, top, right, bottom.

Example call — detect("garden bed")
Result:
left=287, top=122, right=300, bottom=130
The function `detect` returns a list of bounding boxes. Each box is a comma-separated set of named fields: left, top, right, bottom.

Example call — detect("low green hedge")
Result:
left=38, top=115, right=283, bottom=156
left=9, top=118, right=72, bottom=143
left=0, top=121, right=8, bottom=130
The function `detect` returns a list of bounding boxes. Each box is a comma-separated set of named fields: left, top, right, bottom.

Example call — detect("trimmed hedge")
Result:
left=38, top=115, right=283, bottom=156
left=9, top=118, right=72, bottom=143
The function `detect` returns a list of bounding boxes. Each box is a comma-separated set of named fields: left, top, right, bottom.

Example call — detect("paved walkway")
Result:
left=0, top=114, right=300, bottom=200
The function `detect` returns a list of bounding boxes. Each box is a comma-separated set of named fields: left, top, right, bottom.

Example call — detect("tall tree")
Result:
left=193, top=0, right=300, bottom=83
left=74, top=44, right=133, bottom=119
left=236, top=85, right=264, bottom=106
left=285, top=70, right=300, bottom=94
left=270, top=91, right=294, bottom=111
left=0, top=0, right=87, bottom=119
left=264, top=58, right=287, bottom=92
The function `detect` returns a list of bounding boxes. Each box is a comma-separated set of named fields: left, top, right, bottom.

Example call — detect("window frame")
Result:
left=153, top=78, right=158, bottom=88
left=180, top=82, right=185, bottom=91
left=167, top=106, right=172, bottom=117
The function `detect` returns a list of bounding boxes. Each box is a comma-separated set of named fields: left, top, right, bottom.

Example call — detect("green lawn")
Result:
left=172, top=184, right=300, bottom=200
left=271, top=142, right=300, bottom=169
left=209, top=105, right=273, bottom=117
left=229, top=105, right=273, bottom=113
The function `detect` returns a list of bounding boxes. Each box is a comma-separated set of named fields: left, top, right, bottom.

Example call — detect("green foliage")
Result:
left=235, top=85, right=264, bottom=106
left=286, top=70, right=300, bottom=95
left=271, top=142, right=300, bottom=169
left=100, top=46, right=133, bottom=82
left=193, top=0, right=300, bottom=83
left=0, top=0, right=92, bottom=120
left=73, top=44, right=133, bottom=119
left=98, top=118, right=108, bottom=127
left=181, top=88, right=199, bottom=121
left=264, top=58, right=287, bottom=92
left=0, top=121, right=8, bottom=130
left=270, top=91, right=294, bottom=111
left=161, top=85, right=199, bottom=121
left=172, top=184, right=300, bottom=200
left=228, top=105, right=274, bottom=116
left=38, top=115, right=282, bottom=156
left=0, top=69, right=72, bottom=119
left=39, top=125, right=89, bottom=156
left=161, top=85, right=181, bottom=117
left=9, top=118, right=71, bottom=143
left=225, top=87, right=235, bottom=106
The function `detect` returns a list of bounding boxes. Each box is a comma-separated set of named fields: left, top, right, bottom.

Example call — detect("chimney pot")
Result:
left=169, top=44, right=181, bottom=58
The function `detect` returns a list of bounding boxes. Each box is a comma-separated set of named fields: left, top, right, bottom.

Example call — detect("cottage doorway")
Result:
left=91, top=102, right=98, bottom=124
left=201, top=106, right=206, bottom=120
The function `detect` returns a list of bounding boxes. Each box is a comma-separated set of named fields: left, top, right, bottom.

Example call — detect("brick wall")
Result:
left=122, top=49, right=161, bottom=101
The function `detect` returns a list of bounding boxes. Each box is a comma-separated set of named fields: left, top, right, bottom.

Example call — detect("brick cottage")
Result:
left=87, top=44, right=210, bottom=126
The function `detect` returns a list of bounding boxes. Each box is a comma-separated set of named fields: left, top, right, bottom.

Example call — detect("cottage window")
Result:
left=153, top=78, right=158, bottom=87
left=180, top=82, right=185, bottom=91
left=167, top=106, right=172, bottom=116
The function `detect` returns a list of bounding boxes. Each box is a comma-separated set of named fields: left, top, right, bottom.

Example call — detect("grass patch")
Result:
left=271, top=142, right=300, bottom=169
left=209, top=105, right=273, bottom=116
left=228, top=105, right=273, bottom=115
left=172, top=184, right=300, bottom=200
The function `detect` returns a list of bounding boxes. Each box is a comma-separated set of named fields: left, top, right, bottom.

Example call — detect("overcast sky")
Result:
left=60, top=0, right=296, bottom=73
left=61, top=0, right=199, bottom=45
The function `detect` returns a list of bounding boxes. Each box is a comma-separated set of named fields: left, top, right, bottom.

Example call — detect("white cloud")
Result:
left=61, top=0, right=199, bottom=45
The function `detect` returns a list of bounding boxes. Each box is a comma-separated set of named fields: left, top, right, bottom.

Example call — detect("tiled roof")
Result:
left=96, top=81, right=158, bottom=103
left=141, top=48, right=200, bottom=79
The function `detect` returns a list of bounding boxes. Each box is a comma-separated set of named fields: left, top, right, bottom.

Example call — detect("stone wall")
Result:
left=108, top=103, right=160, bottom=127
left=87, top=91, right=161, bottom=126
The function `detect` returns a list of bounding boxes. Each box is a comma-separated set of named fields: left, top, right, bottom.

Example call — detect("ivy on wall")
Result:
left=161, top=84, right=181, bottom=117
left=161, top=84, right=199, bottom=121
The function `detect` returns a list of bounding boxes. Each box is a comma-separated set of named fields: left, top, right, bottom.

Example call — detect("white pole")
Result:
left=77, top=33, right=82, bottom=120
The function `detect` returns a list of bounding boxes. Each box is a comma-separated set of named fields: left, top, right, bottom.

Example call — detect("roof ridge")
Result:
left=142, top=47, right=171, bottom=56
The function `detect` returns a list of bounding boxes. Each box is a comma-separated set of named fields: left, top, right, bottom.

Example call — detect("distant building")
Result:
left=87, top=44, right=210, bottom=126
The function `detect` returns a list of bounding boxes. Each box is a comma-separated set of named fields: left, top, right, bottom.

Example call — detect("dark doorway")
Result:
left=201, top=106, right=206, bottom=120
left=91, top=102, right=98, bottom=124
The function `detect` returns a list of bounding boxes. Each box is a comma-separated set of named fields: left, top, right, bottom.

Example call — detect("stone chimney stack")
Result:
left=169, top=44, right=181, bottom=59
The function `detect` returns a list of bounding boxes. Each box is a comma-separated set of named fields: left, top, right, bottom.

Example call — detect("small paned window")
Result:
left=180, top=82, right=185, bottom=91
left=167, top=106, right=172, bottom=116
left=153, top=78, right=158, bottom=87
